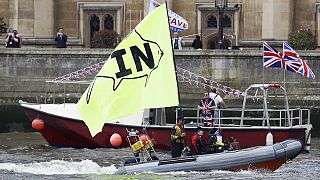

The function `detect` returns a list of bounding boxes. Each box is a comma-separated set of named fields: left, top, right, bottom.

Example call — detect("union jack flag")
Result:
left=283, top=42, right=315, bottom=79
left=263, top=42, right=286, bottom=69
left=263, top=42, right=298, bottom=73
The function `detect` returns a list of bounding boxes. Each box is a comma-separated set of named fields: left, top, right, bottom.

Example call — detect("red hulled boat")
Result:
left=20, top=84, right=312, bottom=151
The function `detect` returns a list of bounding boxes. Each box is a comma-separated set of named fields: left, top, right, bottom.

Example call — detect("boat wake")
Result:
left=0, top=159, right=118, bottom=175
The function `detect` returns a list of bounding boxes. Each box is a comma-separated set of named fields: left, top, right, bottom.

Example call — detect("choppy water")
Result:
left=0, top=132, right=319, bottom=180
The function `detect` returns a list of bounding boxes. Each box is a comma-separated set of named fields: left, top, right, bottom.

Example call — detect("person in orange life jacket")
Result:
left=190, top=126, right=206, bottom=155
left=199, top=92, right=216, bottom=126
left=206, top=128, right=224, bottom=154
left=171, top=118, right=186, bottom=158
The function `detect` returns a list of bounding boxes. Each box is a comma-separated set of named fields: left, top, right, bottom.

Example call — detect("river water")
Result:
left=0, top=132, right=319, bottom=180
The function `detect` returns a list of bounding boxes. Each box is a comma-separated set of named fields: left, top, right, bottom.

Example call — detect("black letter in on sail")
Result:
left=130, top=43, right=155, bottom=72
left=111, top=49, right=132, bottom=79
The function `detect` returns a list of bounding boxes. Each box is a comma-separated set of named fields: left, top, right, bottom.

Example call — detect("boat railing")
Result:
left=175, top=107, right=310, bottom=127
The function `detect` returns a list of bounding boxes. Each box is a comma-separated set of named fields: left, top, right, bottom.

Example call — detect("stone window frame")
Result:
left=89, top=14, right=100, bottom=37
left=196, top=3, right=241, bottom=49
left=206, top=14, right=218, bottom=28
left=205, top=13, right=232, bottom=29
left=104, top=14, right=115, bottom=30
left=223, top=14, right=232, bottom=28
left=77, top=1, right=124, bottom=47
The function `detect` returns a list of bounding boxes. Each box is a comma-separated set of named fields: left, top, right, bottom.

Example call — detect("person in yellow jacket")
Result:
left=171, top=118, right=186, bottom=158
left=206, top=128, right=224, bottom=154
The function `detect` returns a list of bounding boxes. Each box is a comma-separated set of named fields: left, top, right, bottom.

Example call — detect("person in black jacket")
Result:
left=191, top=35, right=202, bottom=50
left=5, top=28, right=20, bottom=48
left=206, top=128, right=224, bottom=154
left=55, top=27, right=68, bottom=48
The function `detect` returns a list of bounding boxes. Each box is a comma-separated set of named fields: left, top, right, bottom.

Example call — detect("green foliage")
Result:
left=288, top=29, right=317, bottom=50
left=0, top=17, right=7, bottom=33
left=91, top=30, right=121, bottom=48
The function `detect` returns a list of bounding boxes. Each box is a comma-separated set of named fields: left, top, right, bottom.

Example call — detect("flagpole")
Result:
left=282, top=42, right=286, bottom=90
left=263, top=42, right=273, bottom=144
left=283, top=69, right=286, bottom=89
left=165, top=3, right=181, bottom=107
left=262, top=42, right=265, bottom=85
left=165, top=1, right=186, bottom=149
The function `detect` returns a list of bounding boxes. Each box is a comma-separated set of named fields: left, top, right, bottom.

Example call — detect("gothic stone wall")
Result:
left=0, top=48, right=319, bottom=108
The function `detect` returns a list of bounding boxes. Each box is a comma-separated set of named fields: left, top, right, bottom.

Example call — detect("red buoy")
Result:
left=139, top=134, right=150, bottom=143
left=32, top=119, right=44, bottom=131
left=110, top=133, right=122, bottom=147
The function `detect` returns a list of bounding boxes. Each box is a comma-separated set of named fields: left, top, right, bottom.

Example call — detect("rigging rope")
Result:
left=51, top=61, right=244, bottom=97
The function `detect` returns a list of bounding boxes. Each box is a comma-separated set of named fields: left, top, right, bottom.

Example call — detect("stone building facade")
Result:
left=0, top=0, right=320, bottom=48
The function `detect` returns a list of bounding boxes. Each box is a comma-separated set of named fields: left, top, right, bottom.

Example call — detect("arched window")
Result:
left=104, top=14, right=114, bottom=30
left=90, top=14, right=100, bottom=39
left=223, top=15, right=232, bottom=28
left=207, top=15, right=217, bottom=28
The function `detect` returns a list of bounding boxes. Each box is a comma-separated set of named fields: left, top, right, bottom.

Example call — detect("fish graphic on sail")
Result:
left=77, top=3, right=179, bottom=137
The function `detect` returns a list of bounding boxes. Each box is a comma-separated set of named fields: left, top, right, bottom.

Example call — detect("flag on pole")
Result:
left=263, top=42, right=286, bottom=69
left=77, top=3, right=179, bottom=137
left=263, top=42, right=300, bottom=73
left=263, top=42, right=315, bottom=79
left=148, top=0, right=188, bottom=32
left=283, top=42, right=315, bottom=79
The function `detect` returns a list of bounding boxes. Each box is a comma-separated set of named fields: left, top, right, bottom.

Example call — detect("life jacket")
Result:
left=206, top=134, right=224, bottom=153
left=171, top=124, right=184, bottom=144
left=206, top=134, right=217, bottom=153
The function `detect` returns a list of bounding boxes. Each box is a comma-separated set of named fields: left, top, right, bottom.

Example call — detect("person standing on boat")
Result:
left=171, top=118, right=186, bottom=158
left=209, top=88, right=226, bottom=125
left=199, top=92, right=216, bottom=126
left=190, top=126, right=206, bottom=155
left=206, top=128, right=224, bottom=153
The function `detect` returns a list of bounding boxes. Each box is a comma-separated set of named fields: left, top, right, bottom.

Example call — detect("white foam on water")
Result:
left=0, top=159, right=117, bottom=175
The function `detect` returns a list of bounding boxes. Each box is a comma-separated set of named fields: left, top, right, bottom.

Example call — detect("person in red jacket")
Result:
left=190, top=126, right=206, bottom=155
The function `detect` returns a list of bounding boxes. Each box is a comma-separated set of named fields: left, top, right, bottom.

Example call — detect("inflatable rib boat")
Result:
left=115, top=139, right=302, bottom=174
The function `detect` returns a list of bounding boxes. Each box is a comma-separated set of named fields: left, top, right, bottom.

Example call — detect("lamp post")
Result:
left=215, top=0, right=227, bottom=49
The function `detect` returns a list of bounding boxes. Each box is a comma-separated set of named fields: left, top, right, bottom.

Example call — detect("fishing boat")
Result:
left=114, top=139, right=303, bottom=174
left=20, top=4, right=312, bottom=152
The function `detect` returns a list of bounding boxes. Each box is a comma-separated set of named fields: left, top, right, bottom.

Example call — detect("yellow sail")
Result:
left=77, top=3, right=179, bottom=137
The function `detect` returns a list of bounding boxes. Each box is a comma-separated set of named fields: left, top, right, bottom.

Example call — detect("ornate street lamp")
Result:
left=215, top=0, right=227, bottom=49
